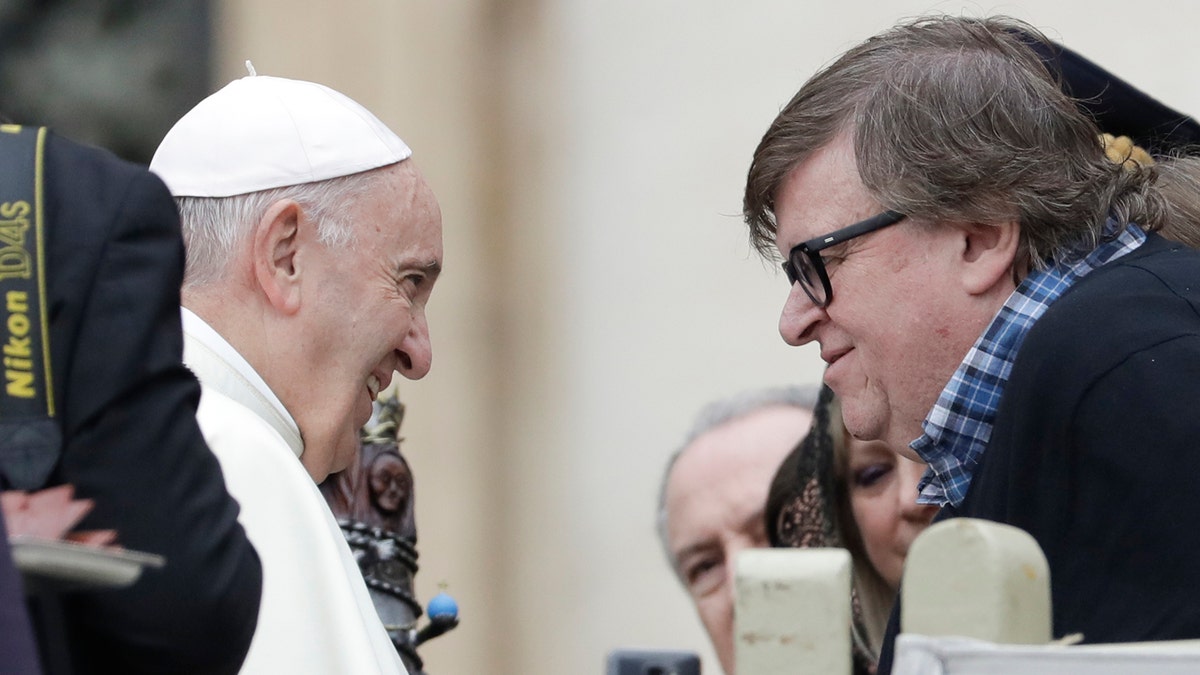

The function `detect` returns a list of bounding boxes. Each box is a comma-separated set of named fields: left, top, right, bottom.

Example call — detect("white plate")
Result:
left=9, top=536, right=164, bottom=590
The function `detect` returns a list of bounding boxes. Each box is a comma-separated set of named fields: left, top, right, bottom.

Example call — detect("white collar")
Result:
left=181, top=307, right=304, bottom=458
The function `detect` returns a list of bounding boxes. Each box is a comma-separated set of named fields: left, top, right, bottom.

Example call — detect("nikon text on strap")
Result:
left=0, top=124, right=60, bottom=490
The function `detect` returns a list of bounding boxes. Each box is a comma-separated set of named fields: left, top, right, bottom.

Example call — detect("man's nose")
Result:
left=779, top=282, right=825, bottom=346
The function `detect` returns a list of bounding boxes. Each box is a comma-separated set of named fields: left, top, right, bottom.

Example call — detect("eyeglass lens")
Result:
left=784, top=250, right=826, bottom=305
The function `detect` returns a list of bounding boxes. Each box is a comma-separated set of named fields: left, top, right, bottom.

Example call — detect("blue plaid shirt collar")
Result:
left=911, top=223, right=1146, bottom=507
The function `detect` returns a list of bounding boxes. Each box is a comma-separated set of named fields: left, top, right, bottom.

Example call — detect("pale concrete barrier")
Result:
left=735, top=519, right=1200, bottom=675
left=901, top=518, right=1051, bottom=646
left=734, top=548, right=852, bottom=675
left=892, top=635, right=1200, bottom=675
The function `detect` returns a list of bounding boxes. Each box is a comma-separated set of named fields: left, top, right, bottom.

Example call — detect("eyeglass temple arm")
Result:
left=808, top=210, right=906, bottom=249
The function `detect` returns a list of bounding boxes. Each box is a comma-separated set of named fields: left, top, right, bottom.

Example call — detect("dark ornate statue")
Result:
left=319, top=395, right=458, bottom=674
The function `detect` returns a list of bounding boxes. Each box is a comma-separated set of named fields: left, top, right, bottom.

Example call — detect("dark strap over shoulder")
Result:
left=0, top=124, right=60, bottom=490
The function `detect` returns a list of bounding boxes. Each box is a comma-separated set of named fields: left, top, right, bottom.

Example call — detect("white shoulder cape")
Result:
left=185, top=311, right=407, bottom=674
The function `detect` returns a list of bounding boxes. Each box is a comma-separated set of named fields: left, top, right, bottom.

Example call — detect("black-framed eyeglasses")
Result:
left=782, top=210, right=906, bottom=307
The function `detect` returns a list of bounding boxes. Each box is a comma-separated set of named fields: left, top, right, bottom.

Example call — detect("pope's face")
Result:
left=290, top=161, right=443, bottom=480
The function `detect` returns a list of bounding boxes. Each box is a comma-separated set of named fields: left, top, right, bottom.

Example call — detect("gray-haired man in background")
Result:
left=657, top=386, right=818, bottom=674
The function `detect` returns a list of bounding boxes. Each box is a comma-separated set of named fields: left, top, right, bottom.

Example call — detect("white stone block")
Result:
left=902, top=518, right=1051, bottom=645
left=735, top=548, right=851, bottom=675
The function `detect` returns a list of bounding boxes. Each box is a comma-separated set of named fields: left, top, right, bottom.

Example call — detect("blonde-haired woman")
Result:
left=766, top=385, right=937, bottom=673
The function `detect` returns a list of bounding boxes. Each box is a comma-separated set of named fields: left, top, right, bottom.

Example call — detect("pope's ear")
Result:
left=252, top=199, right=304, bottom=314
left=958, top=219, right=1020, bottom=295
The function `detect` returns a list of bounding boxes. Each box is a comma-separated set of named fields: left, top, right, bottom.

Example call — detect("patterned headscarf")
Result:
left=766, top=385, right=841, bottom=550
left=764, top=384, right=880, bottom=675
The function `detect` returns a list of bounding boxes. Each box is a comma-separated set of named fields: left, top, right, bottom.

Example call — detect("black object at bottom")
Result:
left=606, top=649, right=701, bottom=675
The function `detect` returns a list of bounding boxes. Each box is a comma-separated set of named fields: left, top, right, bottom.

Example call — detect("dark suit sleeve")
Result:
left=1048, top=334, right=1200, bottom=643
left=0, top=509, right=42, bottom=675
left=880, top=339, right=1200, bottom=673
left=876, top=333, right=1200, bottom=673
left=45, top=136, right=262, bottom=674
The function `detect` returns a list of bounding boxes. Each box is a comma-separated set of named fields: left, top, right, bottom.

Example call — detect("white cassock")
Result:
left=181, top=308, right=407, bottom=675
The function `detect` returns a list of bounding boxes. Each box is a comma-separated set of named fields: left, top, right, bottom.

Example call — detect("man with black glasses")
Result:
left=742, top=14, right=1200, bottom=673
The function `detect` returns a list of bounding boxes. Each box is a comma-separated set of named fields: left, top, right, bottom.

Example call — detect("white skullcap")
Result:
left=150, top=74, right=412, bottom=197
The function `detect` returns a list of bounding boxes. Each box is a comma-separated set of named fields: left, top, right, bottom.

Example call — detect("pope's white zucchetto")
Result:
left=150, top=74, right=412, bottom=198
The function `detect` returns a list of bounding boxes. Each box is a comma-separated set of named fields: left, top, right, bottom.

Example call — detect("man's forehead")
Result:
left=665, top=470, right=717, bottom=555
left=773, top=136, right=875, bottom=250
left=670, top=414, right=804, bottom=506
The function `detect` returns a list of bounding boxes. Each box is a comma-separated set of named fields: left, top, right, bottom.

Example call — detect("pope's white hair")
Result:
left=175, top=166, right=389, bottom=288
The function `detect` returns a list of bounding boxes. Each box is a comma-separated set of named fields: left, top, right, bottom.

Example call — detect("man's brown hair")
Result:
left=743, top=15, right=1194, bottom=272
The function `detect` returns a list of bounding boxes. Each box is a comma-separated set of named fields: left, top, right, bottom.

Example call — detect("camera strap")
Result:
left=0, top=124, right=61, bottom=490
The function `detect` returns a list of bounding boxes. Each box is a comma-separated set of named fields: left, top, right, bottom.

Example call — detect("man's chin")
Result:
left=840, top=400, right=886, bottom=444
left=874, top=420, right=927, bottom=461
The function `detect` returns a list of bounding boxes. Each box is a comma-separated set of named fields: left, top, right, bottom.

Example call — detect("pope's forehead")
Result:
left=395, top=161, right=441, bottom=211
left=360, top=162, right=439, bottom=217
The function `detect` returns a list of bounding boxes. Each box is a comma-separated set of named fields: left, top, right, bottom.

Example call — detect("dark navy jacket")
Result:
left=11, top=130, right=262, bottom=674
left=881, top=233, right=1200, bottom=672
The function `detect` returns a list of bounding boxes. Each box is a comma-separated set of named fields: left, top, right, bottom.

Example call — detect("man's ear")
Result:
left=958, top=219, right=1020, bottom=296
left=252, top=199, right=304, bottom=314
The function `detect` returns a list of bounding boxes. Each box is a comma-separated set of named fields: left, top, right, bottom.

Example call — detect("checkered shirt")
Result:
left=911, top=223, right=1147, bottom=507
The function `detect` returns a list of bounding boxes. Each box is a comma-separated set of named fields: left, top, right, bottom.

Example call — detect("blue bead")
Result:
left=427, top=591, right=459, bottom=620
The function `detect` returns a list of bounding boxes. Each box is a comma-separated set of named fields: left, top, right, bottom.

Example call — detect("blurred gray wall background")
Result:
left=7, top=2, right=1200, bottom=674
left=0, top=0, right=211, bottom=163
